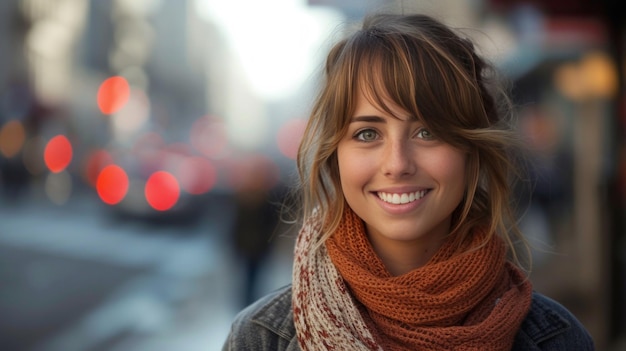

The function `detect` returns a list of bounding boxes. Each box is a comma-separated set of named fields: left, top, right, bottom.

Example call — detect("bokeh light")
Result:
left=177, top=156, right=217, bottom=195
left=0, top=120, right=26, bottom=158
left=277, top=117, right=306, bottom=159
left=84, top=149, right=114, bottom=187
left=110, top=89, right=150, bottom=135
left=228, top=153, right=279, bottom=192
left=97, top=76, right=131, bottom=115
left=44, top=135, right=73, bottom=173
left=145, top=171, right=180, bottom=211
left=190, top=115, right=229, bottom=158
left=96, top=165, right=129, bottom=205
left=553, top=51, right=618, bottom=101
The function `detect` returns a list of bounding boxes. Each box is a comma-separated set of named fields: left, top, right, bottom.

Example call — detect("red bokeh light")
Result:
left=85, top=149, right=114, bottom=187
left=44, top=135, right=73, bottom=173
left=97, top=76, right=130, bottom=115
left=145, top=171, right=180, bottom=211
left=96, top=165, right=129, bottom=205
left=177, top=156, right=217, bottom=195
left=277, top=118, right=307, bottom=159
left=228, top=153, right=279, bottom=192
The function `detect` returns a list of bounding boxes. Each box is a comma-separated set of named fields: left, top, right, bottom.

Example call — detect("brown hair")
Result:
left=296, top=13, right=529, bottom=267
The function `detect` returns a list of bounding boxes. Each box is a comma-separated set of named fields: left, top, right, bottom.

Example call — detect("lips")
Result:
left=377, top=190, right=429, bottom=204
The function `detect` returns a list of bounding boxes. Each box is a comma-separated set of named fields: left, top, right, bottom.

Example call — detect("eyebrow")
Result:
left=350, top=115, right=386, bottom=123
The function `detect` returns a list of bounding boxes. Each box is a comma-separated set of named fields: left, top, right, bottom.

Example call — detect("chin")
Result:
left=369, top=224, right=429, bottom=242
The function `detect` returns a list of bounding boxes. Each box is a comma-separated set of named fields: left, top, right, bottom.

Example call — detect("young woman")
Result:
left=223, top=13, right=594, bottom=351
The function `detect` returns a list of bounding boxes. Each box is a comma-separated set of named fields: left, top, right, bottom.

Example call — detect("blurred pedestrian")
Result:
left=229, top=153, right=282, bottom=307
left=223, top=13, right=594, bottom=350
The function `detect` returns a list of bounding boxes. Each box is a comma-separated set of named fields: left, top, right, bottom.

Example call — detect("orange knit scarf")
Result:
left=292, top=208, right=532, bottom=351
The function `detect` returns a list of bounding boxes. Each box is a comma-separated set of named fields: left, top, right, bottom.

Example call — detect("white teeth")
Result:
left=378, top=190, right=427, bottom=204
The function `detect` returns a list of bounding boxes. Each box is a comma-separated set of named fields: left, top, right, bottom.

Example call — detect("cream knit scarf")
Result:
left=292, top=208, right=533, bottom=351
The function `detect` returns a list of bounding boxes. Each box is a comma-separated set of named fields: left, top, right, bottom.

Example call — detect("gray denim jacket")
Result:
left=223, top=285, right=595, bottom=351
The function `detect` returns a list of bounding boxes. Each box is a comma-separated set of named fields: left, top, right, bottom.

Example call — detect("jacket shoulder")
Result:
left=513, top=292, right=595, bottom=350
left=222, top=285, right=298, bottom=351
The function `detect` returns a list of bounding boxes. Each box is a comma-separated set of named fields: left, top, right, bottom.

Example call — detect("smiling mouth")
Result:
left=377, top=190, right=429, bottom=204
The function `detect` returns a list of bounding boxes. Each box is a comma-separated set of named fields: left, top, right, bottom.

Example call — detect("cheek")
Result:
left=447, top=154, right=467, bottom=197
left=337, top=148, right=355, bottom=186
left=337, top=147, right=368, bottom=191
left=432, top=150, right=467, bottom=196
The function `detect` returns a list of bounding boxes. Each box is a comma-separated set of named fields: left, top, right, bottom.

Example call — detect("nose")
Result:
left=382, top=139, right=416, bottom=178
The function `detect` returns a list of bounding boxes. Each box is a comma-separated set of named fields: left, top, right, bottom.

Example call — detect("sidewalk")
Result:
left=0, top=190, right=294, bottom=351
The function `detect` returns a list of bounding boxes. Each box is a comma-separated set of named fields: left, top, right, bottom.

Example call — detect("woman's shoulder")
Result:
left=512, top=291, right=595, bottom=350
left=223, top=286, right=595, bottom=350
left=222, top=285, right=299, bottom=351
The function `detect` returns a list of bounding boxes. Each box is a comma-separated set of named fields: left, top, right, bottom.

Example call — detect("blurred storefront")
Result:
left=489, top=0, right=626, bottom=348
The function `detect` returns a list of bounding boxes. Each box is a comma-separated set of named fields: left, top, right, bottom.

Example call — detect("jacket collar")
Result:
left=513, top=292, right=573, bottom=349
left=250, top=286, right=299, bottom=349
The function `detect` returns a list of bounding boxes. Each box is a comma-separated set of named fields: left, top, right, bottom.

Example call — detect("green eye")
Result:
left=417, top=128, right=434, bottom=140
left=356, top=129, right=378, bottom=141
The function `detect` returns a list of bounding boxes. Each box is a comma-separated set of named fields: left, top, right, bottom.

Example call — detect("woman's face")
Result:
left=337, top=89, right=467, bottom=259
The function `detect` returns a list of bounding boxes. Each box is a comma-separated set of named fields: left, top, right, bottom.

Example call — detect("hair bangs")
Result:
left=348, top=31, right=421, bottom=122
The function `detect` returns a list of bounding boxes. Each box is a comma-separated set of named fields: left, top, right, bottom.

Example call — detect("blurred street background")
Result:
left=0, top=0, right=624, bottom=350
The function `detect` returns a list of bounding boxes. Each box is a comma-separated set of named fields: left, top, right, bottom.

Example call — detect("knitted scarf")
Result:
left=292, top=208, right=532, bottom=351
